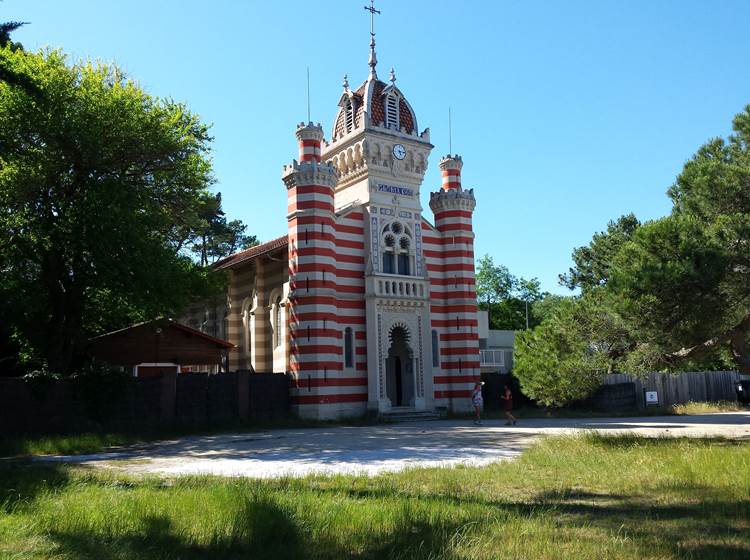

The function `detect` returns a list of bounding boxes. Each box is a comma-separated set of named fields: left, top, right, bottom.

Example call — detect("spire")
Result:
left=389, top=67, right=396, bottom=85
left=342, top=74, right=349, bottom=91
left=363, top=1, right=380, bottom=79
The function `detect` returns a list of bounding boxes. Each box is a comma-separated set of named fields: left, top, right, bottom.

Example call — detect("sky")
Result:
left=5, top=0, right=750, bottom=294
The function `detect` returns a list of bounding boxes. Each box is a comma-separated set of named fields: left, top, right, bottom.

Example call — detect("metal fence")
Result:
left=479, top=350, right=506, bottom=367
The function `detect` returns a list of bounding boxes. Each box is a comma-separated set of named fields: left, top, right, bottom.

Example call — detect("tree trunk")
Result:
left=43, top=252, right=83, bottom=374
left=666, top=312, right=750, bottom=374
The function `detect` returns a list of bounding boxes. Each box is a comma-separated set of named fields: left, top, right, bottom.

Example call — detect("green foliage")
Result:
left=513, top=293, right=626, bottom=407
left=188, top=193, right=258, bottom=265
left=530, top=294, right=572, bottom=324
left=609, top=105, right=750, bottom=373
left=0, top=16, right=25, bottom=51
left=532, top=104, right=750, bottom=400
left=22, top=367, right=62, bottom=382
left=476, top=254, right=546, bottom=330
left=0, top=47, right=227, bottom=373
left=559, top=213, right=640, bottom=292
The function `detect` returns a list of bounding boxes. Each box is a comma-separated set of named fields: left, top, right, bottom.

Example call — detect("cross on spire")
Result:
left=364, top=0, right=380, bottom=78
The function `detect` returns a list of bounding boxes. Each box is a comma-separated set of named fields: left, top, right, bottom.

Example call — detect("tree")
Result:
left=609, top=107, right=750, bottom=373
left=0, top=14, right=41, bottom=96
left=559, top=213, right=640, bottom=292
left=0, top=12, right=26, bottom=50
left=518, top=104, right=750, bottom=405
left=0, top=48, right=219, bottom=374
left=476, top=254, right=548, bottom=330
left=187, top=193, right=258, bottom=266
left=476, top=254, right=513, bottom=328
left=531, top=294, right=572, bottom=324
left=514, top=292, right=626, bottom=407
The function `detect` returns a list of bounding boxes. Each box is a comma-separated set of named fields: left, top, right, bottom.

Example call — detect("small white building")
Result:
left=477, top=310, right=515, bottom=375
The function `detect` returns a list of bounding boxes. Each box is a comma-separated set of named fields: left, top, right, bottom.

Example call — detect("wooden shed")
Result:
left=87, top=318, right=234, bottom=377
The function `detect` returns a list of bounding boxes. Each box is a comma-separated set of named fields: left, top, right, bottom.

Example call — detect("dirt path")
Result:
left=38, top=411, right=750, bottom=478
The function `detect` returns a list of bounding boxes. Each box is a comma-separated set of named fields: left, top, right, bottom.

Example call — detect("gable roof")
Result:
left=213, top=235, right=289, bottom=270
left=87, top=318, right=234, bottom=366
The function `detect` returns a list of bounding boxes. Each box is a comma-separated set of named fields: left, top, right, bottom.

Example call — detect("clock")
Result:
left=392, top=144, right=406, bottom=160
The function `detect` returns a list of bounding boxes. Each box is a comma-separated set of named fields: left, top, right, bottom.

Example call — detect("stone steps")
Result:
left=379, top=409, right=442, bottom=423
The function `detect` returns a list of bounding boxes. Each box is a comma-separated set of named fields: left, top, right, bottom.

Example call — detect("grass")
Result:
left=1, top=434, right=748, bottom=559
left=671, top=400, right=746, bottom=415
left=473, top=400, right=747, bottom=421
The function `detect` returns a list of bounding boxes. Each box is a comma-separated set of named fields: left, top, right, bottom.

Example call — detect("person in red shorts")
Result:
left=501, top=383, right=517, bottom=426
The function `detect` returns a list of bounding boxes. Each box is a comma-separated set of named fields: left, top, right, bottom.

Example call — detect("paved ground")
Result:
left=39, top=411, right=750, bottom=478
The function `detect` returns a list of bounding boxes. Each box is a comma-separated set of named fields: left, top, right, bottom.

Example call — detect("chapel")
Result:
left=190, top=15, right=481, bottom=419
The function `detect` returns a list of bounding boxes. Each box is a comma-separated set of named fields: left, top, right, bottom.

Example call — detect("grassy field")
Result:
left=1, top=434, right=748, bottom=559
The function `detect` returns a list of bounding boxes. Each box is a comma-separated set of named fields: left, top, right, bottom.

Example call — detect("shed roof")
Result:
left=87, top=318, right=234, bottom=366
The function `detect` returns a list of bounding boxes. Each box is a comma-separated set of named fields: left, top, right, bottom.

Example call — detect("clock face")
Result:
left=392, top=144, right=406, bottom=160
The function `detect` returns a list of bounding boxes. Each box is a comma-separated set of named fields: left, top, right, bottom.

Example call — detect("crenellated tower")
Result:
left=428, top=155, right=480, bottom=409
left=283, top=122, right=341, bottom=419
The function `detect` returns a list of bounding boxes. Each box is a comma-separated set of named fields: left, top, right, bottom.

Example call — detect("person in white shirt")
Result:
left=471, top=381, right=484, bottom=425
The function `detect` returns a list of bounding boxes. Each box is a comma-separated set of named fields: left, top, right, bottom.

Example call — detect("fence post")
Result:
left=160, top=371, right=177, bottom=428
left=238, top=370, right=249, bottom=421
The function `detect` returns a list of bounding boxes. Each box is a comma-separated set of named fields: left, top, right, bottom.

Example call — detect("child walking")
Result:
left=501, top=383, right=517, bottom=426
left=471, top=381, right=484, bottom=425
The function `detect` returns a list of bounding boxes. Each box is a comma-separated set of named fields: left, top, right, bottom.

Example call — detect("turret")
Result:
left=283, top=122, right=340, bottom=419
left=296, top=122, right=323, bottom=163
left=439, top=154, right=463, bottom=191
left=428, top=154, right=480, bottom=411
left=430, top=155, right=476, bottom=232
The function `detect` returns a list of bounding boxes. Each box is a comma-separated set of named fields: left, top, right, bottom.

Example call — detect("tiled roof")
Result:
left=213, top=234, right=288, bottom=270
left=333, top=78, right=416, bottom=139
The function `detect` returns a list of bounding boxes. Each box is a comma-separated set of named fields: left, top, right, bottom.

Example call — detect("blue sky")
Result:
left=6, top=0, right=750, bottom=294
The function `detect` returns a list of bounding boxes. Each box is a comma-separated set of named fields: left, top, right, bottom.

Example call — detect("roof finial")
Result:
left=306, top=66, right=311, bottom=123
left=448, top=106, right=453, bottom=155
left=389, top=67, right=396, bottom=85
left=364, top=0, right=380, bottom=78
left=342, top=73, right=349, bottom=91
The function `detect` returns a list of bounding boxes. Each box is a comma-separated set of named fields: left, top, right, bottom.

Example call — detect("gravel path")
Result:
left=38, top=411, right=750, bottom=478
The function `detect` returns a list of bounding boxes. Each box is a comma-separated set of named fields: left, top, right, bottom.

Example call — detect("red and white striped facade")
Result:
left=427, top=156, right=480, bottom=408
left=211, top=67, right=480, bottom=420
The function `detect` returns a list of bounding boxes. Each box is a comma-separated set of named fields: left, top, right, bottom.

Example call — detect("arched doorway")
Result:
left=386, top=326, right=415, bottom=407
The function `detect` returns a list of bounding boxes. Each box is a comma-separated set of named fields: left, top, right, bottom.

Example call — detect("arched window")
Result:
left=381, top=221, right=413, bottom=276
left=241, top=298, right=252, bottom=357
left=274, top=295, right=283, bottom=348
left=385, top=93, right=399, bottom=130
left=344, top=327, right=354, bottom=368
left=432, top=330, right=440, bottom=367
